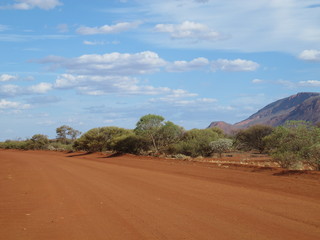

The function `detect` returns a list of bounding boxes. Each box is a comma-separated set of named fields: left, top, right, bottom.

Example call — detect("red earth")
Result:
left=0, top=149, right=319, bottom=240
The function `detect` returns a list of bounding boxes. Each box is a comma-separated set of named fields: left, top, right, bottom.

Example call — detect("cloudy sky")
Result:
left=1, top=0, right=320, bottom=140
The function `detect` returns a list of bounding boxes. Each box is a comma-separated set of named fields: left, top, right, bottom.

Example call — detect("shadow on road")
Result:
left=66, top=152, right=94, bottom=158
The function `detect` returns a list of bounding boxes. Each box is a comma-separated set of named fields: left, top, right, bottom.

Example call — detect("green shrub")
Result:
left=307, top=144, right=320, bottom=170
left=272, top=151, right=302, bottom=169
left=74, top=127, right=131, bottom=152
left=264, top=121, right=320, bottom=170
left=112, top=134, right=150, bottom=154
left=166, top=128, right=219, bottom=157
left=28, top=134, right=49, bottom=150
left=235, top=125, right=273, bottom=153
left=0, top=140, right=30, bottom=150
left=210, top=138, right=233, bottom=158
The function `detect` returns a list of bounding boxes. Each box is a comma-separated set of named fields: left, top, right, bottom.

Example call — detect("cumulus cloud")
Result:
left=299, top=80, right=320, bottom=87
left=0, top=99, right=30, bottom=109
left=212, top=59, right=260, bottom=72
left=28, top=82, right=53, bottom=93
left=138, top=0, right=320, bottom=53
left=76, top=21, right=141, bottom=35
left=154, top=21, right=225, bottom=42
left=40, top=51, right=167, bottom=75
left=166, top=57, right=209, bottom=72
left=0, top=0, right=62, bottom=10
left=299, top=50, right=320, bottom=61
left=53, top=73, right=185, bottom=96
left=0, top=74, right=18, bottom=82
left=0, top=82, right=52, bottom=97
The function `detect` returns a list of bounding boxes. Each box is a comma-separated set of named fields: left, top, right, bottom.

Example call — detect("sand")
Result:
left=1, top=150, right=319, bottom=240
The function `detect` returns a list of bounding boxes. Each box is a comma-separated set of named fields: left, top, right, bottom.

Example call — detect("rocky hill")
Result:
left=208, top=92, right=320, bottom=134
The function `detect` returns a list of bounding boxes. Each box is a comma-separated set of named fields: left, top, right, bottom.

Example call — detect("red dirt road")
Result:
left=1, top=150, right=320, bottom=240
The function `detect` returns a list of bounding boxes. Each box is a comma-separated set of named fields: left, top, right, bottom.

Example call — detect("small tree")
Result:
left=134, top=114, right=165, bottom=153
left=264, top=121, right=320, bottom=169
left=28, top=134, right=49, bottom=150
left=210, top=138, right=233, bottom=158
left=157, top=121, right=184, bottom=152
left=56, top=125, right=81, bottom=143
left=235, top=125, right=273, bottom=153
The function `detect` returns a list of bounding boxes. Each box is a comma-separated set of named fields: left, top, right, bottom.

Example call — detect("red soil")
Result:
left=1, top=150, right=319, bottom=240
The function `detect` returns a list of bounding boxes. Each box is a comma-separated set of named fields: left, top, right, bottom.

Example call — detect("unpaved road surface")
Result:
left=1, top=150, right=320, bottom=240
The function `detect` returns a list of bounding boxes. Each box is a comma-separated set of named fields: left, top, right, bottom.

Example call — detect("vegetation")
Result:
left=134, top=114, right=166, bottom=153
left=264, top=121, right=320, bottom=170
left=166, top=128, right=220, bottom=157
left=73, top=127, right=131, bottom=152
left=56, top=125, right=81, bottom=144
left=234, top=125, right=273, bottom=153
left=210, top=138, right=233, bottom=158
left=1, top=116, right=320, bottom=171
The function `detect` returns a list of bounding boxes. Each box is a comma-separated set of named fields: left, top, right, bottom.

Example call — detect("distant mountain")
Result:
left=208, top=92, right=320, bottom=134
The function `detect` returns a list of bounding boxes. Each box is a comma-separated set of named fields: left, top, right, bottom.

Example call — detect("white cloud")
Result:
left=155, top=21, right=225, bottom=42
left=0, top=84, right=20, bottom=96
left=139, top=0, right=320, bottom=53
left=252, top=79, right=264, bottom=84
left=0, top=82, right=52, bottom=97
left=76, top=21, right=141, bottom=35
left=299, top=50, right=320, bottom=61
left=0, top=99, right=30, bottom=109
left=83, top=40, right=105, bottom=45
left=40, top=51, right=167, bottom=75
left=0, top=0, right=62, bottom=10
left=164, top=89, right=198, bottom=98
left=53, top=73, right=179, bottom=96
left=83, top=40, right=119, bottom=46
left=57, top=24, right=69, bottom=33
left=299, top=80, right=320, bottom=87
left=27, top=82, right=52, bottom=93
left=0, top=34, right=71, bottom=42
left=166, top=57, right=209, bottom=72
left=212, top=59, right=260, bottom=72
left=0, top=74, right=18, bottom=82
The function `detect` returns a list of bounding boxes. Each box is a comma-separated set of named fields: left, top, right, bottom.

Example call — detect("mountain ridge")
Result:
left=208, top=92, right=320, bottom=134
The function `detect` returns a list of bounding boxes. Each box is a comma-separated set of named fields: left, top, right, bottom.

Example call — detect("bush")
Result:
left=74, top=127, right=131, bottom=152
left=272, top=151, right=302, bottom=169
left=307, top=144, right=320, bottom=170
left=167, top=128, right=219, bottom=157
left=235, top=125, right=273, bottom=153
left=112, top=134, right=150, bottom=154
left=0, top=140, right=30, bottom=150
left=264, top=121, right=320, bottom=170
left=28, top=134, right=49, bottom=150
left=47, top=142, right=74, bottom=152
left=210, top=138, right=233, bottom=158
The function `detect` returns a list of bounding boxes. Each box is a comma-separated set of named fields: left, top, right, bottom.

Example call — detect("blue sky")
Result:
left=1, top=0, right=320, bottom=140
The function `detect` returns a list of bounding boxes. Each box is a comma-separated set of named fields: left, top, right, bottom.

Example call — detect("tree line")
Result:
left=1, top=114, right=319, bottom=170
